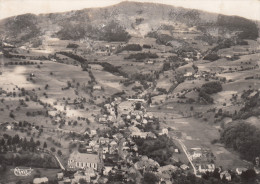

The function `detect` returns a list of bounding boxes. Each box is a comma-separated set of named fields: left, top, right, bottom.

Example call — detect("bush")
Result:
left=203, top=53, right=220, bottom=61
left=143, top=44, right=151, bottom=49
left=201, top=81, right=222, bottom=94
left=199, top=91, right=213, bottom=104
left=50, top=147, right=56, bottom=152
left=125, top=52, right=158, bottom=61
left=67, top=43, right=79, bottom=48
left=143, top=172, right=159, bottom=184
left=101, top=21, right=131, bottom=42
left=117, top=44, right=142, bottom=53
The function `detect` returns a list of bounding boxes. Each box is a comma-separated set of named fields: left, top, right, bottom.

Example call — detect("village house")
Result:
left=56, top=172, right=64, bottom=180
left=103, top=166, right=113, bottom=176
left=158, top=165, right=178, bottom=174
left=254, top=167, right=260, bottom=174
left=90, top=130, right=97, bottom=137
left=159, top=128, right=169, bottom=136
left=85, top=167, right=96, bottom=178
left=93, top=144, right=100, bottom=152
left=190, top=149, right=202, bottom=160
left=236, top=167, right=247, bottom=175
left=220, top=171, right=232, bottom=181
left=109, top=141, right=118, bottom=154
left=86, top=146, right=93, bottom=153
left=146, top=60, right=154, bottom=64
left=93, top=85, right=102, bottom=90
left=184, top=72, right=193, bottom=77
left=67, top=151, right=103, bottom=172
left=199, top=164, right=215, bottom=173
left=112, top=133, right=124, bottom=142
left=131, top=132, right=148, bottom=139
left=134, top=156, right=160, bottom=171
left=72, top=171, right=91, bottom=184
left=180, top=164, right=189, bottom=170
left=33, top=177, right=48, bottom=184
left=89, top=140, right=97, bottom=147
left=98, top=117, right=107, bottom=124
left=102, top=146, right=109, bottom=154
left=6, top=124, right=13, bottom=130
left=99, top=137, right=110, bottom=144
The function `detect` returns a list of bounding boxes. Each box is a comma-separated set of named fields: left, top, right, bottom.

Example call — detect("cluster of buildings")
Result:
left=54, top=97, right=183, bottom=184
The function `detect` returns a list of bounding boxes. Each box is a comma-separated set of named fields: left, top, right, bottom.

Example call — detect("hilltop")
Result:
left=0, top=1, right=259, bottom=44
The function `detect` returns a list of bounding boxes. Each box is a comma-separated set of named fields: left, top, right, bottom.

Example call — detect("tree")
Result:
left=36, top=140, right=40, bottom=147
left=9, top=112, right=15, bottom=119
left=147, top=95, right=152, bottom=105
left=143, top=172, right=159, bottom=184
left=241, top=169, right=256, bottom=181
left=79, top=179, right=88, bottom=184
left=57, top=150, right=62, bottom=156
left=0, top=138, right=5, bottom=146
left=135, top=102, right=141, bottom=110
left=29, top=137, right=36, bottom=151
left=50, top=147, right=56, bottom=152
left=43, top=142, right=47, bottom=149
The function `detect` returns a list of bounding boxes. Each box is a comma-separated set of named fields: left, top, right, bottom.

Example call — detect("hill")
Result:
left=0, top=1, right=259, bottom=44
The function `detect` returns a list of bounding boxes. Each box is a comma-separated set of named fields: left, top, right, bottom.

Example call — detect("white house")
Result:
left=199, top=164, right=215, bottom=173
left=191, top=150, right=202, bottom=160
left=33, top=177, right=48, bottom=184
left=93, top=85, right=102, bottom=90
left=90, top=130, right=97, bottom=137
left=103, top=166, right=113, bottom=176
left=6, top=125, right=13, bottom=130
left=236, top=168, right=247, bottom=175
left=220, top=171, right=232, bottom=181
left=180, top=164, right=189, bottom=170
left=159, top=128, right=168, bottom=136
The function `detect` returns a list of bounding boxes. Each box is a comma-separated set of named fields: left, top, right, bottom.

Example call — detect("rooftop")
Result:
left=69, top=151, right=100, bottom=163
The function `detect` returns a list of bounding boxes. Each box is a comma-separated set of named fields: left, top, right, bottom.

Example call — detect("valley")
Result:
left=0, top=1, right=260, bottom=184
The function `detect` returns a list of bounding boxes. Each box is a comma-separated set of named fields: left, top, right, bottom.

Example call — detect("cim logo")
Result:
left=11, top=167, right=34, bottom=176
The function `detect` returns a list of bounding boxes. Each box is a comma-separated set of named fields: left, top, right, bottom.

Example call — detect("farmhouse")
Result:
left=67, top=151, right=103, bottom=172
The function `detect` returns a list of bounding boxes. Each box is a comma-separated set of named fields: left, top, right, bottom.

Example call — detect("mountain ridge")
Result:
left=0, top=1, right=259, bottom=44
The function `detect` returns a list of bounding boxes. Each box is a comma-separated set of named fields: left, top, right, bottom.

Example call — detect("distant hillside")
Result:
left=0, top=1, right=259, bottom=44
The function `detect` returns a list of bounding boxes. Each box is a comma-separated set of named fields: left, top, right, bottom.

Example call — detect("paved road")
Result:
left=173, top=137, right=198, bottom=176
left=54, top=154, right=65, bottom=170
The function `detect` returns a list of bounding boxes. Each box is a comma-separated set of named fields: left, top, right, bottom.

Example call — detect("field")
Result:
left=150, top=109, right=252, bottom=170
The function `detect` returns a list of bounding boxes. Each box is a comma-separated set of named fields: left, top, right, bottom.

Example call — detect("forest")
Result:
left=220, top=122, right=260, bottom=161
